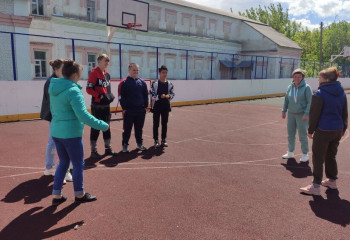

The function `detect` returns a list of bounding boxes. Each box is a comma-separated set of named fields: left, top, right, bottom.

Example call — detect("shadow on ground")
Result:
left=281, top=158, right=312, bottom=178
left=84, top=146, right=165, bottom=169
left=1, top=175, right=53, bottom=204
left=309, top=189, right=350, bottom=227
left=0, top=203, right=82, bottom=240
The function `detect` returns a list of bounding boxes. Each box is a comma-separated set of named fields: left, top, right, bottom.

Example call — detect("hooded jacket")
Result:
left=308, top=81, right=348, bottom=133
left=49, top=77, right=109, bottom=138
left=282, top=79, right=313, bottom=115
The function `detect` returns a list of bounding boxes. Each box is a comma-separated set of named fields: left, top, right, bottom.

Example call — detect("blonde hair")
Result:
left=292, top=68, right=306, bottom=77
left=128, top=63, right=139, bottom=69
left=319, top=67, right=340, bottom=82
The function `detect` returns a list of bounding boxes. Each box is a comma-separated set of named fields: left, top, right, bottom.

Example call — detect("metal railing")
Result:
left=1, top=30, right=349, bottom=81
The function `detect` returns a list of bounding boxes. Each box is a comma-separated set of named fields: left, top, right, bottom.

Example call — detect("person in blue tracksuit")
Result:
left=282, top=68, right=313, bottom=162
left=120, top=63, right=149, bottom=153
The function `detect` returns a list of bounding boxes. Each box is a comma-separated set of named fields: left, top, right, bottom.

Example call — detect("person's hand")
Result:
left=302, top=115, right=307, bottom=121
left=307, top=133, right=313, bottom=139
left=282, top=113, right=286, bottom=119
left=165, top=94, right=170, bottom=99
left=99, top=94, right=104, bottom=99
left=161, top=94, right=166, bottom=99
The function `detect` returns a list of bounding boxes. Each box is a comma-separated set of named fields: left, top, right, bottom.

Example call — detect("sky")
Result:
left=184, top=0, right=350, bottom=30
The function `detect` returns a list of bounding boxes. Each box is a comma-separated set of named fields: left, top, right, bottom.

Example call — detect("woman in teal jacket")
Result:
left=49, top=59, right=109, bottom=206
left=282, top=68, right=313, bottom=162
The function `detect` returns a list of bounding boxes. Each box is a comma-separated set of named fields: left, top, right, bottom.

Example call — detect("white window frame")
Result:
left=87, top=0, right=96, bottom=22
left=88, top=53, right=97, bottom=74
left=34, top=50, right=47, bottom=78
left=31, top=0, right=44, bottom=16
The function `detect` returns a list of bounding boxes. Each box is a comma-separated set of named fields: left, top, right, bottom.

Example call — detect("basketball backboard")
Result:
left=343, top=46, right=350, bottom=57
left=107, top=0, right=149, bottom=32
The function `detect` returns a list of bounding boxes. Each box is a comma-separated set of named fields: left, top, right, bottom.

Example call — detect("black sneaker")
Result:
left=52, top=196, right=67, bottom=206
left=161, top=140, right=168, bottom=147
left=90, top=151, right=103, bottom=159
left=154, top=140, right=160, bottom=148
left=75, top=193, right=97, bottom=203
left=104, top=148, right=117, bottom=156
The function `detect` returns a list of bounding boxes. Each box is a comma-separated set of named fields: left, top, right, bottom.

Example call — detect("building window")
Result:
left=87, top=0, right=95, bottom=22
left=31, top=0, right=44, bottom=16
left=88, top=53, right=96, bottom=74
left=34, top=50, right=47, bottom=78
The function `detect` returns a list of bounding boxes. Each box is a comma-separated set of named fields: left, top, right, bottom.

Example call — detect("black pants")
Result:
left=312, top=129, right=343, bottom=184
left=153, top=109, right=169, bottom=141
left=122, top=110, right=146, bottom=145
left=90, top=105, right=111, bottom=141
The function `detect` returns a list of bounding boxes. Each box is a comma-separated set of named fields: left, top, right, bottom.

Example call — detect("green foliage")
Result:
left=238, top=3, right=302, bottom=39
left=239, top=3, right=350, bottom=68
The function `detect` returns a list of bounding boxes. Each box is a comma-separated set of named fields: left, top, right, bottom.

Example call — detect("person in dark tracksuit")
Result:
left=86, top=54, right=116, bottom=158
left=150, top=65, right=175, bottom=148
left=120, top=63, right=149, bottom=152
left=300, top=67, right=348, bottom=196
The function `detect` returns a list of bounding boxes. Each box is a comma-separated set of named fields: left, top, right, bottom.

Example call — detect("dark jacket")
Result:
left=120, top=76, right=148, bottom=111
left=308, top=81, right=348, bottom=133
left=40, top=74, right=56, bottom=121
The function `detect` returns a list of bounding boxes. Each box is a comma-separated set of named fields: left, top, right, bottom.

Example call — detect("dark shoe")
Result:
left=105, top=148, right=117, bottom=156
left=161, top=140, right=168, bottom=147
left=122, top=144, right=129, bottom=153
left=52, top=196, right=67, bottom=206
left=137, top=144, right=147, bottom=151
left=90, top=151, right=103, bottom=159
left=154, top=140, right=160, bottom=148
left=75, top=193, right=97, bottom=203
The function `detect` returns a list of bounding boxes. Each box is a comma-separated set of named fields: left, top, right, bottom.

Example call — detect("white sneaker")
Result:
left=282, top=151, right=294, bottom=159
left=300, top=154, right=309, bottom=162
left=44, top=167, right=56, bottom=176
left=65, top=171, right=73, bottom=182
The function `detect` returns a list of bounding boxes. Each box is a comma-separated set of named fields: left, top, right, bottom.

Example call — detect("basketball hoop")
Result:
left=126, top=23, right=142, bottom=39
left=126, top=23, right=142, bottom=29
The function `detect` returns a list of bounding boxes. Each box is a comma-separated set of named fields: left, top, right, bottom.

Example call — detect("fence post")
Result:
left=292, top=58, right=295, bottom=75
left=265, top=57, right=269, bottom=79
left=210, top=52, right=213, bottom=80
left=250, top=56, right=253, bottom=79
left=10, top=33, right=17, bottom=81
left=254, top=56, right=258, bottom=79
left=119, top=43, right=122, bottom=79
left=156, top=47, right=159, bottom=80
left=231, top=54, right=235, bottom=80
left=71, top=39, right=75, bottom=61
left=279, top=57, right=282, bottom=78
left=186, top=50, right=188, bottom=80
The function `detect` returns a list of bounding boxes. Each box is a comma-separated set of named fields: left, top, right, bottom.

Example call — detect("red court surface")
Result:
left=1, top=97, right=350, bottom=240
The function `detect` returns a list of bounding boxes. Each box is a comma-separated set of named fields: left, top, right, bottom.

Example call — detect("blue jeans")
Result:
left=45, top=123, right=56, bottom=169
left=52, top=137, right=84, bottom=196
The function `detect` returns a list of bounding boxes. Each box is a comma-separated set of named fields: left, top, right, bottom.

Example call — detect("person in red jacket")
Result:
left=86, top=54, right=116, bottom=158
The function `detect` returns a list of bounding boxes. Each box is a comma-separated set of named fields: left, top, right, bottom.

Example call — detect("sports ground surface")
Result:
left=1, top=96, right=350, bottom=240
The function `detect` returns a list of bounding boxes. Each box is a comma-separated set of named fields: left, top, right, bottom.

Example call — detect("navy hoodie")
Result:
left=120, top=76, right=148, bottom=111
left=308, top=81, right=348, bottom=133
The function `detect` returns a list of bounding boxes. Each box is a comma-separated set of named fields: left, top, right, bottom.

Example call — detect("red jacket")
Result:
left=86, top=66, right=112, bottom=104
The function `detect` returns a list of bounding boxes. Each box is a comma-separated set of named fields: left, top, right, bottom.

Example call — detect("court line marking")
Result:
left=173, top=121, right=278, bottom=144
left=194, top=138, right=287, bottom=146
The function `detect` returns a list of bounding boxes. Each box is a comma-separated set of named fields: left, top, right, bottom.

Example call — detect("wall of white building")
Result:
left=1, top=78, right=350, bottom=122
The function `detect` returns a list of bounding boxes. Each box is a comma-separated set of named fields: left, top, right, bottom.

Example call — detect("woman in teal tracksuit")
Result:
left=49, top=59, right=109, bottom=206
left=282, top=68, right=313, bottom=162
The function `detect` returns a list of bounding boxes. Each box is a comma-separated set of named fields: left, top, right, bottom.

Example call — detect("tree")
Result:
left=238, top=3, right=302, bottom=39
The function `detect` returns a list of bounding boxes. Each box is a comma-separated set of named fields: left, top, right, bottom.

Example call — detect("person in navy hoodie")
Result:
left=120, top=63, right=149, bottom=152
left=300, top=67, right=348, bottom=196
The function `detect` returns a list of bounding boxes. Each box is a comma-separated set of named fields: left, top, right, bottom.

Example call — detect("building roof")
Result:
left=244, top=22, right=302, bottom=50
left=159, top=0, right=262, bottom=24
left=159, top=0, right=302, bottom=50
